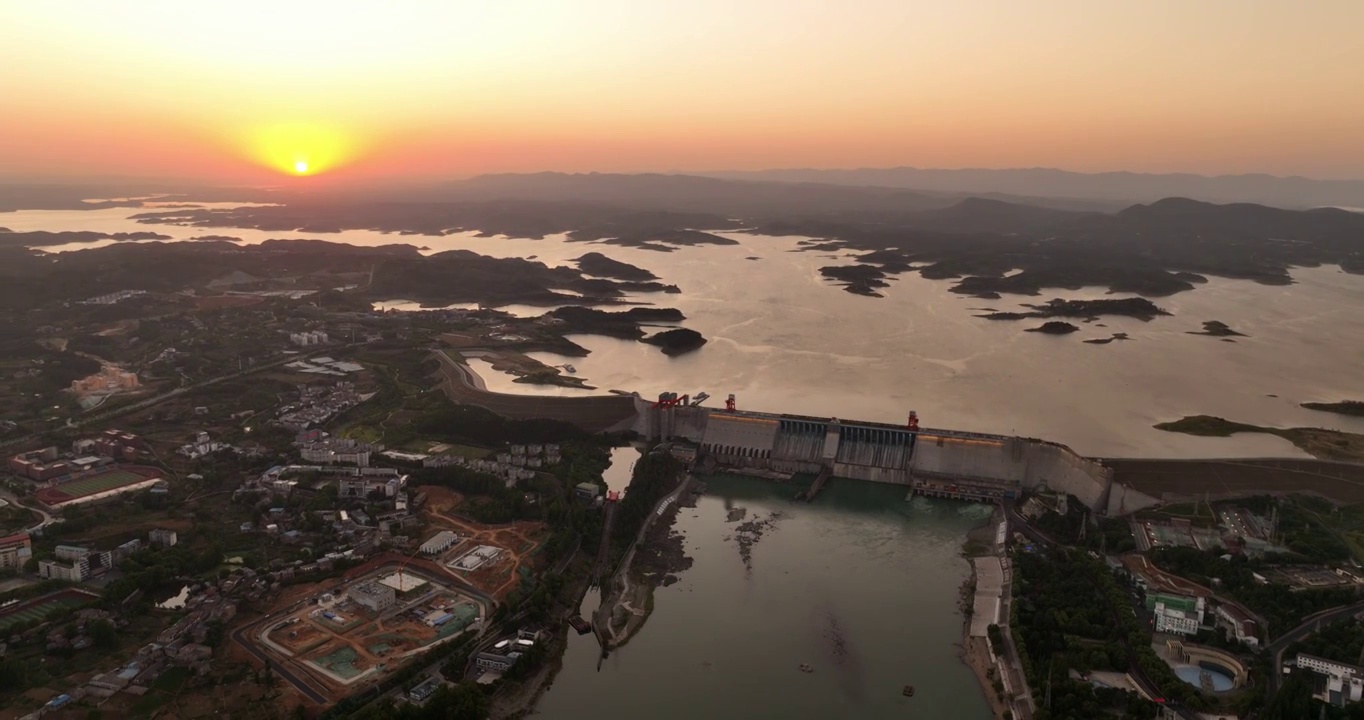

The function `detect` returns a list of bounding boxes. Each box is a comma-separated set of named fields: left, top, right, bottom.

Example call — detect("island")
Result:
left=1188, top=320, right=1247, bottom=337
left=574, top=252, right=659, bottom=281
left=978, top=298, right=1171, bottom=322
left=1026, top=321, right=1080, bottom=335
left=818, top=265, right=890, bottom=297
left=1155, top=415, right=1364, bottom=463
left=1301, top=401, right=1364, bottom=417
left=1083, top=332, right=1131, bottom=345
left=641, top=328, right=707, bottom=356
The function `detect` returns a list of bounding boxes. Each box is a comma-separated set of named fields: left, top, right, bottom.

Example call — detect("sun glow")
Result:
left=244, top=123, right=356, bottom=176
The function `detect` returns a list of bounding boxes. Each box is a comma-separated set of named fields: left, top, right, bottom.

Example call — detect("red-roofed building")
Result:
left=0, top=532, right=32, bottom=569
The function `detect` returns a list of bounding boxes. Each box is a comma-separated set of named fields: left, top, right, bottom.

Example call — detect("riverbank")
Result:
left=960, top=508, right=1015, bottom=720
left=595, top=473, right=696, bottom=650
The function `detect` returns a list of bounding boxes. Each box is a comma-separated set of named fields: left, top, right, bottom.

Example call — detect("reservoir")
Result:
left=534, top=475, right=994, bottom=720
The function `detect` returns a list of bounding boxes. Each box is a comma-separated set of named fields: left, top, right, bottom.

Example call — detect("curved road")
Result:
left=1267, top=599, right=1364, bottom=695
left=231, top=616, right=329, bottom=705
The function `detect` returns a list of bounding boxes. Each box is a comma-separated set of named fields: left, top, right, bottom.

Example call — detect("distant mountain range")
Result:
left=701, top=167, right=1364, bottom=210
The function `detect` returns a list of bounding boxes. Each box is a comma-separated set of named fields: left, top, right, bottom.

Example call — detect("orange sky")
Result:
left=3, top=1, right=1363, bottom=182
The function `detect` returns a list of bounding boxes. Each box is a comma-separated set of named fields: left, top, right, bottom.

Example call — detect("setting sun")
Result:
left=240, top=123, right=357, bottom=177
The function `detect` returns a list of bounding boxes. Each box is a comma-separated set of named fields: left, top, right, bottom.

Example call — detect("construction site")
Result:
left=251, top=564, right=486, bottom=695
left=417, top=485, right=550, bottom=602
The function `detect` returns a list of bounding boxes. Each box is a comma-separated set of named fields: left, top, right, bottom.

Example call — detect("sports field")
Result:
left=0, top=590, right=98, bottom=630
left=35, top=465, right=160, bottom=505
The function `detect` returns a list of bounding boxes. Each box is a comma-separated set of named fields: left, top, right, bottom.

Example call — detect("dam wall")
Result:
left=587, top=395, right=1156, bottom=515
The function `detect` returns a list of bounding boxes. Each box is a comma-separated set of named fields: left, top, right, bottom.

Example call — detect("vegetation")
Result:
left=1032, top=496, right=1137, bottom=553
left=1010, top=548, right=1174, bottom=719
left=1288, top=617, right=1364, bottom=665
left=1155, top=415, right=1364, bottom=463
left=1303, top=400, right=1364, bottom=418
left=611, top=451, right=682, bottom=551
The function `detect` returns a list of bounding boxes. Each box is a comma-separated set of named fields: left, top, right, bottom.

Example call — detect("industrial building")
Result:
left=149, top=528, right=179, bottom=547
left=349, top=581, right=396, bottom=613
left=1296, top=654, right=1364, bottom=706
left=420, top=531, right=460, bottom=555
left=0, top=533, right=32, bottom=569
left=1146, top=592, right=1204, bottom=636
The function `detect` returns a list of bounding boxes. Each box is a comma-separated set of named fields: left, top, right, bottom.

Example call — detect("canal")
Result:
left=534, top=474, right=994, bottom=719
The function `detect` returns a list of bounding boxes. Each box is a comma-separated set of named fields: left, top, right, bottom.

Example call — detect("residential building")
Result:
left=349, top=582, right=395, bottom=613
left=39, top=558, right=89, bottom=582
left=0, top=533, right=32, bottom=569
left=339, top=474, right=405, bottom=499
left=149, top=528, right=179, bottom=547
left=409, top=676, right=443, bottom=702
left=474, top=651, right=521, bottom=673
left=1297, top=653, right=1364, bottom=706
left=1215, top=603, right=1260, bottom=647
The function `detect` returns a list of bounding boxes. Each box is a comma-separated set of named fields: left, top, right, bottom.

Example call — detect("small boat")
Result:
left=562, top=364, right=576, bottom=374
left=903, top=685, right=915, bottom=697
left=799, top=663, right=814, bottom=673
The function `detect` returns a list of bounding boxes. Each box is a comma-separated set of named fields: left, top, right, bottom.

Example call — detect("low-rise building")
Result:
left=409, top=676, right=443, bottom=702
left=349, top=581, right=396, bottom=613
left=39, top=557, right=89, bottom=582
left=149, top=528, right=178, bottom=547
left=475, top=650, right=521, bottom=673
left=420, top=530, right=459, bottom=555
left=1297, top=653, right=1364, bottom=706
left=1146, top=592, right=1204, bottom=636
left=0, top=533, right=32, bottom=569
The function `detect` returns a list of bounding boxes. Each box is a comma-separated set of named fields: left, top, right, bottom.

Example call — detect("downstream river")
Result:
left=536, top=475, right=994, bottom=720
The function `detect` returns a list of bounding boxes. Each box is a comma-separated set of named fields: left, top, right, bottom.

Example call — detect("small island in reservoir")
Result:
left=1026, top=321, right=1080, bottom=335
left=1302, top=401, right=1364, bottom=417
left=1154, top=415, right=1364, bottom=462
left=978, top=297, right=1171, bottom=322
left=1188, top=320, right=1247, bottom=337
left=641, top=328, right=708, bottom=356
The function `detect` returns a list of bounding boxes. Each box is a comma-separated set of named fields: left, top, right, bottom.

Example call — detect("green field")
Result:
left=60, top=469, right=148, bottom=498
left=0, top=591, right=95, bottom=630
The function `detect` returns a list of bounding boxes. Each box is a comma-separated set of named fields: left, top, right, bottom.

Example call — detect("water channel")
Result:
left=535, top=476, right=994, bottom=719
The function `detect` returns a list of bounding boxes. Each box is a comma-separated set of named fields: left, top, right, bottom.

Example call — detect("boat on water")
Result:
left=562, top=364, right=576, bottom=374
left=799, top=663, right=814, bottom=673
left=902, top=685, right=915, bottom=697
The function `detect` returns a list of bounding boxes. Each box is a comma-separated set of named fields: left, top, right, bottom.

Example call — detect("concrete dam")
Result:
left=630, top=398, right=1162, bottom=517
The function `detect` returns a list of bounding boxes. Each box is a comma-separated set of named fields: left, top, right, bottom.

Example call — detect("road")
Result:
left=1004, top=504, right=1200, bottom=720
left=1266, top=599, right=1364, bottom=694
left=231, top=616, right=329, bottom=705
left=0, top=350, right=311, bottom=451
left=434, top=351, right=636, bottom=432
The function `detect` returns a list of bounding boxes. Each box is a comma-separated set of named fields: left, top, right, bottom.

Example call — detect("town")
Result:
left=0, top=269, right=1362, bottom=720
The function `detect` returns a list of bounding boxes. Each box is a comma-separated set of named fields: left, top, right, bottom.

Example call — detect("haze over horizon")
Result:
left=4, top=0, right=1364, bottom=184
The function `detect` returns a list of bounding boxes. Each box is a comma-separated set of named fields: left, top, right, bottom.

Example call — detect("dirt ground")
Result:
left=418, top=485, right=547, bottom=600
left=962, top=636, right=1013, bottom=720
left=1110, top=458, right=1364, bottom=505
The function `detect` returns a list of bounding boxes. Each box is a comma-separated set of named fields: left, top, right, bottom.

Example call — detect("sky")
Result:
left=3, top=0, right=1364, bottom=183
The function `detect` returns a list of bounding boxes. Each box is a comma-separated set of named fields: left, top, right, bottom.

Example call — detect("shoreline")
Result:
left=960, top=507, right=1014, bottom=720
